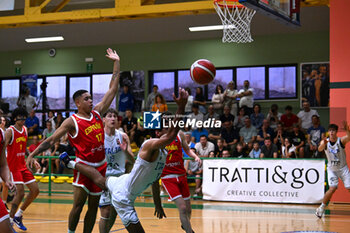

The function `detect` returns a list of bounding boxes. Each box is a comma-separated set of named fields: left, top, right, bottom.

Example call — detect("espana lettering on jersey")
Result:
left=84, top=123, right=102, bottom=135
left=16, top=136, right=26, bottom=143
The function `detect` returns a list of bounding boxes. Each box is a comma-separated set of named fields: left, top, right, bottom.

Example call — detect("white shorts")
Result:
left=327, top=166, right=350, bottom=189
left=99, top=174, right=123, bottom=207
left=106, top=175, right=140, bottom=227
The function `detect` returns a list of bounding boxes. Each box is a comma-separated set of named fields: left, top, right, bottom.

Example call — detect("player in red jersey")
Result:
left=3, top=108, right=40, bottom=231
left=27, top=48, right=120, bottom=233
left=153, top=130, right=201, bottom=233
left=0, top=121, right=17, bottom=233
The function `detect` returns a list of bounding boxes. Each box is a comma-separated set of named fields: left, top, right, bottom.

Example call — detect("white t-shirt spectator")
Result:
left=185, top=95, right=194, bottom=113
left=282, top=145, right=296, bottom=158
left=238, top=88, right=254, bottom=108
left=18, top=95, right=36, bottom=113
left=187, top=111, right=204, bottom=130
left=195, top=141, right=215, bottom=157
left=297, top=109, right=319, bottom=130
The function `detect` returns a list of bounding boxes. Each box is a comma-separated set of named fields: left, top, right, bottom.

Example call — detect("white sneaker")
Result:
left=315, top=205, right=325, bottom=218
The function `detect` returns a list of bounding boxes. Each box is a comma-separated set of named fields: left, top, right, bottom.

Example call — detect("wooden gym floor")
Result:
left=11, top=194, right=350, bottom=233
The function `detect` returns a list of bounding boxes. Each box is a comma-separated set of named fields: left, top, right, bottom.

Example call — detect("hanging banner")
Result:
left=21, top=74, right=38, bottom=98
left=203, top=159, right=325, bottom=204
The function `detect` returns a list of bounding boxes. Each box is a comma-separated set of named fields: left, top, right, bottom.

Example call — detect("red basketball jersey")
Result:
left=68, top=111, right=105, bottom=164
left=6, top=126, right=27, bottom=172
left=162, top=135, right=186, bottom=176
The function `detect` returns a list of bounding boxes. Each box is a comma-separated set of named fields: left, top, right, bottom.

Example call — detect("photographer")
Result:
left=17, top=87, right=37, bottom=113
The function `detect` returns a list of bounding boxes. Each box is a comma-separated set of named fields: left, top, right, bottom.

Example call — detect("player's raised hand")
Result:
left=173, top=88, right=188, bottom=109
left=117, top=134, right=128, bottom=152
left=343, top=121, right=350, bottom=132
left=105, top=48, right=120, bottom=62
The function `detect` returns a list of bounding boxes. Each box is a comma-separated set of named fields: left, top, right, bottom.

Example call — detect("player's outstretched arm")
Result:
left=180, top=131, right=201, bottom=165
left=318, top=137, right=328, bottom=152
left=94, top=48, right=120, bottom=116
left=152, top=179, right=166, bottom=219
left=341, top=121, right=350, bottom=146
left=26, top=118, right=75, bottom=169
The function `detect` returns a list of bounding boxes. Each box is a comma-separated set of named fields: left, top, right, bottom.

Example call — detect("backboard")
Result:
left=239, top=0, right=300, bottom=26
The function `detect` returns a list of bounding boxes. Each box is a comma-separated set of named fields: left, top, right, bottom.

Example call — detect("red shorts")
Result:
left=11, top=168, right=35, bottom=185
left=0, top=200, right=9, bottom=223
left=73, top=162, right=107, bottom=196
left=161, top=175, right=190, bottom=201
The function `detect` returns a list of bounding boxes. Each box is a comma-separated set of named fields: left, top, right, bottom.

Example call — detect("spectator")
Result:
left=28, top=136, right=42, bottom=173
left=195, top=135, right=215, bottom=157
left=55, top=112, right=64, bottom=129
left=182, top=132, right=195, bottom=157
left=233, top=107, right=246, bottom=129
left=17, top=87, right=37, bottom=113
left=223, top=81, right=239, bottom=116
left=319, top=65, right=329, bottom=107
left=307, top=115, right=326, bottom=158
left=221, top=120, right=239, bottom=153
left=297, top=101, right=319, bottom=132
left=222, top=149, right=232, bottom=158
left=290, top=124, right=306, bottom=158
left=207, top=119, right=222, bottom=142
left=184, top=88, right=194, bottom=115
left=250, top=104, right=264, bottom=129
left=212, top=84, right=225, bottom=114
left=232, top=142, right=248, bottom=158
left=152, top=94, right=168, bottom=112
left=185, top=148, right=203, bottom=197
left=42, top=120, right=55, bottom=140
left=116, top=115, right=124, bottom=132
left=119, top=85, right=134, bottom=117
left=273, top=123, right=286, bottom=152
left=213, top=138, right=227, bottom=158
left=249, top=141, right=261, bottom=159
left=193, top=87, right=206, bottom=114
left=280, top=105, right=299, bottom=133
left=257, top=119, right=275, bottom=146
left=237, top=80, right=254, bottom=115
left=146, top=85, right=159, bottom=111
left=25, top=109, right=39, bottom=136
left=191, top=127, right=209, bottom=143
left=205, top=105, right=221, bottom=142
left=204, top=105, right=220, bottom=121
left=136, top=109, right=149, bottom=147
left=260, top=137, right=278, bottom=158
left=282, top=137, right=297, bottom=158
left=47, top=110, right=56, bottom=130
left=220, top=105, right=235, bottom=124
left=239, top=117, right=257, bottom=150
left=0, top=116, right=8, bottom=130
left=187, top=104, right=204, bottom=130
left=122, top=109, right=137, bottom=143
left=266, top=104, right=282, bottom=130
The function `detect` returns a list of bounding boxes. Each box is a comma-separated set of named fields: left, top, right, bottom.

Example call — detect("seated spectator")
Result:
left=223, top=81, right=238, bottom=117
left=122, top=109, right=137, bottom=143
left=239, top=117, right=257, bottom=150
left=42, top=120, right=55, bottom=140
left=191, top=127, right=209, bottom=143
left=290, top=124, right=306, bottom=158
left=25, top=109, right=40, bottom=136
left=260, top=137, right=278, bottom=158
left=116, top=115, right=124, bottom=132
left=211, top=85, right=225, bottom=114
left=204, top=105, right=220, bottom=121
left=232, top=142, right=248, bottom=158
left=282, top=137, right=297, bottom=158
left=280, top=105, right=299, bottom=133
left=187, top=104, right=204, bottom=130
left=273, top=123, right=287, bottom=152
left=47, top=110, right=56, bottom=130
left=152, top=94, right=168, bottom=112
left=55, top=112, right=65, bottom=128
left=195, top=135, right=215, bottom=157
left=207, top=119, right=222, bottom=142
left=220, top=105, right=235, bottom=124
left=233, top=107, right=246, bottom=129
left=222, top=149, right=232, bottom=158
left=214, top=138, right=227, bottom=158
left=266, top=104, right=282, bottom=130
left=136, top=109, right=149, bottom=147
left=182, top=132, right=195, bottom=158
left=184, top=88, right=194, bottom=115
left=257, top=119, right=275, bottom=147
left=221, top=120, right=239, bottom=152
left=307, top=115, right=326, bottom=158
left=249, top=141, right=261, bottom=159
left=119, top=85, right=134, bottom=117
left=297, top=100, right=319, bottom=132
left=250, top=104, right=264, bottom=129
left=185, top=148, right=203, bottom=197
left=193, top=87, right=206, bottom=114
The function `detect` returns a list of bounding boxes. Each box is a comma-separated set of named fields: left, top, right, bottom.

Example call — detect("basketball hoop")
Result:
left=214, top=0, right=256, bottom=43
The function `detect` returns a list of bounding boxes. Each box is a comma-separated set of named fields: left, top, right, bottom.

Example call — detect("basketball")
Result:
left=190, top=59, right=216, bottom=85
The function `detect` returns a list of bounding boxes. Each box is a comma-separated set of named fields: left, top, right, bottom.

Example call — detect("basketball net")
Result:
left=214, top=0, right=256, bottom=43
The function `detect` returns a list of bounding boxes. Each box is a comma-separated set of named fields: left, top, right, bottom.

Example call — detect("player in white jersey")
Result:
left=100, top=108, right=135, bottom=233
left=60, top=88, right=188, bottom=233
left=315, top=122, right=350, bottom=218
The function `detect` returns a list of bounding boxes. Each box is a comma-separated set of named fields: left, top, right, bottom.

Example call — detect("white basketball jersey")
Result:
left=325, top=137, right=347, bottom=171
left=124, top=140, right=167, bottom=201
left=105, top=130, right=126, bottom=177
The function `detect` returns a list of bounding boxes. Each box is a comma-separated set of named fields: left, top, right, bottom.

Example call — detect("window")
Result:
left=152, top=72, right=175, bottom=101
left=236, top=67, right=265, bottom=99
left=207, top=69, right=233, bottom=100
left=69, top=76, right=91, bottom=109
left=1, top=79, right=20, bottom=110
left=269, top=66, right=297, bottom=98
left=46, top=76, right=66, bottom=109
left=178, top=70, right=197, bottom=98
left=92, top=74, right=116, bottom=109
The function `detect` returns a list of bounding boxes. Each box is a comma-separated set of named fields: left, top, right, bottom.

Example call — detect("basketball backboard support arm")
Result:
left=239, top=0, right=301, bottom=27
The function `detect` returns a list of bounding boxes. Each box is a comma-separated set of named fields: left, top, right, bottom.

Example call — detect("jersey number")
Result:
left=96, top=133, right=102, bottom=142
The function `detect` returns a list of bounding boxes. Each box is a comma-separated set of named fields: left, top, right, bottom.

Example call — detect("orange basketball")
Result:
left=190, top=59, right=216, bottom=85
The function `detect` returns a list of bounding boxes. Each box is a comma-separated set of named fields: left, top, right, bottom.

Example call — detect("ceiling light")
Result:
left=25, top=36, right=64, bottom=43
left=189, top=25, right=235, bottom=32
